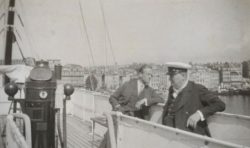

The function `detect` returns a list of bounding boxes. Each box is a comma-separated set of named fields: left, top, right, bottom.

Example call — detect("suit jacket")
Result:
left=162, top=81, right=225, bottom=136
left=109, top=79, right=164, bottom=117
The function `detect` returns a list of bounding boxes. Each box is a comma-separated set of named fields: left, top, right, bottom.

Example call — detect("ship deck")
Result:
left=0, top=114, right=106, bottom=148
left=66, top=115, right=105, bottom=148
left=1, top=87, right=250, bottom=148
left=0, top=115, right=5, bottom=148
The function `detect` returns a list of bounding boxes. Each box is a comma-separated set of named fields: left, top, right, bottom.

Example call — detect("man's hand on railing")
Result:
left=135, top=98, right=147, bottom=110
left=113, top=104, right=121, bottom=111
left=112, top=104, right=124, bottom=114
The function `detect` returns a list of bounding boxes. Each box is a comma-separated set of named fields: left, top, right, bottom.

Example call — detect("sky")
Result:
left=1, top=0, right=250, bottom=66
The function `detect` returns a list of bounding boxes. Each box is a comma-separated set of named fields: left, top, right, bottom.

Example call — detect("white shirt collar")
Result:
left=172, top=80, right=189, bottom=97
left=137, top=79, right=145, bottom=95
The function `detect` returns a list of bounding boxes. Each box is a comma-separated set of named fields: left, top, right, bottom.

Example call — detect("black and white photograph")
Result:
left=0, top=0, right=250, bottom=148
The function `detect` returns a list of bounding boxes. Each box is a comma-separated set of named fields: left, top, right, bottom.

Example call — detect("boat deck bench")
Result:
left=90, top=116, right=108, bottom=148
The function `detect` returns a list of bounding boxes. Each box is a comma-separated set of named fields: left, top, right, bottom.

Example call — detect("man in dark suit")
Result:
left=109, top=64, right=164, bottom=119
left=162, top=62, right=225, bottom=136
left=99, top=64, right=164, bottom=148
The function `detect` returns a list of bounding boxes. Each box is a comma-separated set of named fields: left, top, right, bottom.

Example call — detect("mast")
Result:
left=4, top=0, right=15, bottom=83
left=4, top=0, right=15, bottom=65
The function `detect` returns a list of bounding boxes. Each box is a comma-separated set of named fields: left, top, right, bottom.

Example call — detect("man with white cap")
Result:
left=162, top=62, right=225, bottom=136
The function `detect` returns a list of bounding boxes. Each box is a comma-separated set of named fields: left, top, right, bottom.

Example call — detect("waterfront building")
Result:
left=242, top=61, right=250, bottom=78
left=122, top=74, right=132, bottom=84
left=47, top=59, right=61, bottom=70
left=150, top=68, right=169, bottom=93
left=190, top=65, right=219, bottom=90
left=103, top=71, right=132, bottom=91
left=221, top=63, right=243, bottom=89
left=61, top=64, right=85, bottom=87
left=102, top=74, right=121, bottom=90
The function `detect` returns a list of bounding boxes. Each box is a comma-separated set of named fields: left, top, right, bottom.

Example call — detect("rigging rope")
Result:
left=13, top=30, right=25, bottom=60
left=78, top=0, right=98, bottom=90
left=78, top=0, right=96, bottom=67
left=14, top=27, right=22, bottom=41
left=14, top=0, right=40, bottom=59
left=0, top=0, right=6, bottom=34
left=0, top=13, right=5, bottom=21
left=16, top=13, right=24, bottom=27
left=0, top=0, right=5, bottom=9
left=0, top=27, right=4, bottom=35
left=98, top=0, right=117, bottom=65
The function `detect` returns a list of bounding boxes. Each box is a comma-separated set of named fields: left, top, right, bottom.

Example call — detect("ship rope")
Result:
left=0, top=0, right=6, bottom=37
left=13, top=29, right=25, bottom=60
left=78, top=0, right=96, bottom=67
left=19, top=0, right=40, bottom=59
left=78, top=0, right=97, bottom=90
left=98, top=0, right=119, bottom=88
left=98, top=0, right=117, bottom=66
left=18, top=0, right=40, bottom=60
left=9, top=0, right=40, bottom=62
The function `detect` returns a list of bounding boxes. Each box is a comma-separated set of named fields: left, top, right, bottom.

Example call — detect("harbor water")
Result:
left=221, top=95, right=250, bottom=116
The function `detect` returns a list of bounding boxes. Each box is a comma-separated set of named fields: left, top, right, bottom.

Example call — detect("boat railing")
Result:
left=1, top=85, right=250, bottom=147
left=105, top=112, right=117, bottom=148
left=55, top=87, right=112, bottom=121
left=5, top=113, right=32, bottom=148
left=109, top=112, right=247, bottom=148
left=63, top=88, right=250, bottom=147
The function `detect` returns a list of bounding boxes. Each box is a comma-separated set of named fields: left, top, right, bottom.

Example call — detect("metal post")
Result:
left=62, top=84, right=74, bottom=148
left=13, top=100, right=16, bottom=113
left=5, top=0, right=15, bottom=64
left=63, top=95, right=71, bottom=148
left=63, top=97, right=67, bottom=148
left=105, top=113, right=117, bottom=148
left=4, top=0, right=16, bottom=84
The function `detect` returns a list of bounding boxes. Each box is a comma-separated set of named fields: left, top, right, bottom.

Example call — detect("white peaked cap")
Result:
left=166, top=62, right=192, bottom=70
